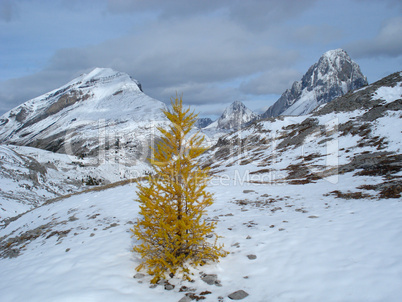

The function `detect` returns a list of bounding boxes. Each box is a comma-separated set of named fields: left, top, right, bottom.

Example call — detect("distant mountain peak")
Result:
left=262, top=48, right=368, bottom=118
left=195, top=117, right=213, bottom=129
left=206, top=101, right=257, bottom=130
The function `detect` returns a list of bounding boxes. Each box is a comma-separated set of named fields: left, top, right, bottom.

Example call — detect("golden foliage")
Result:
left=131, top=95, right=227, bottom=283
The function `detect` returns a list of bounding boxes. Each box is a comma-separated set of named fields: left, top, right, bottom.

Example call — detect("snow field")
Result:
left=1, top=169, right=401, bottom=302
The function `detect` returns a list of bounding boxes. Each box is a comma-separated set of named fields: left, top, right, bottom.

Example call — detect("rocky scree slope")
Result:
left=262, top=49, right=368, bottom=118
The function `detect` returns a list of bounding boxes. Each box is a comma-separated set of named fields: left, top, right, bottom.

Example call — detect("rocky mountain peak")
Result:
left=194, top=117, right=213, bottom=129
left=206, top=101, right=258, bottom=130
left=261, top=48, right=368, bottom=118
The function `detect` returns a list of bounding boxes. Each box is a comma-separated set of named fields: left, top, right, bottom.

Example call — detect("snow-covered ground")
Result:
left=0, top=168, right=401, bottom=302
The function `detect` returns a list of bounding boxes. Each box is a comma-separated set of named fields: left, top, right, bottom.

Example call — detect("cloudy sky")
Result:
left=0, top=0, right=401, bottom=118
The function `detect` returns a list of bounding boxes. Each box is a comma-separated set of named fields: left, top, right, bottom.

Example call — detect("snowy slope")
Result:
left=206, top=101, right=258, bottom=130
left=0, top=68, right=168, bottom=158
left=0, top=154, right=401, bottom=301
left=262, top=49, right=367, bottom=118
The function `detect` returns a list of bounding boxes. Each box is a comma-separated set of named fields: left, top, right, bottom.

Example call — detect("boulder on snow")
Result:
left=228, top=290, right=249, bottom=300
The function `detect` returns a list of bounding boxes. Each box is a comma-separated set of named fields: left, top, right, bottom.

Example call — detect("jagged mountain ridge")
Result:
left=0, top=68, right=168, bottom=160
left=206, top=101, right=258, bottom=130
left=262, top=49, right=368, bottom=118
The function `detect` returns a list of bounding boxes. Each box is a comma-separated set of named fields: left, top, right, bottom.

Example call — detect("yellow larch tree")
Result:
left=131, top=95, right=227, bottom=283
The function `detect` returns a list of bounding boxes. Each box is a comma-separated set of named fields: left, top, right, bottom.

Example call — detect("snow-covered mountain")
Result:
left=262, top=49, right=367, bottom=118
left=194, top=117, right=213, bottom=129
left=0, top=71, right=401, bottom=302
left=206, top=101, right=258, bottom=130
left=0, top=68, right=168, bottom=161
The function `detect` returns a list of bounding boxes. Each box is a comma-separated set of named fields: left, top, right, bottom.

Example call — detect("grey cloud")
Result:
left=105, top=0, right=229, bottom=17
left=347, top=17, right=402, bottom=58
left=106, top=0, right=318, bottom=29
left=227, top=0, right=318, bottom=30
left=292, top=25, right=343, bottom=45
left=37, top=17, right=299, bottom=103
left=0, top=69, right=79, bottom=114
left=240, top=69, right=301, bottom=95
left=154, top=82, right=240, bottom=106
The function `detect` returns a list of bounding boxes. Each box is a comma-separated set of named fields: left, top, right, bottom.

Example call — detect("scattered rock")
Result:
left=103, top=223, right=119, bottom=230
left=278, top=228, right=285, bottom=231
left=156, top=279, right=167, bottom=285
left=88, top=213, right=100, bottom=219
left=247, top=254, right=257, bottom=260
left=164, top=283, right=175, bottom=290
left=149, top=284, right=157, bottom=289
left=90, top=233, right=95, bottom=237
left=185, top=293, right=207, bottom=300
left=133, top=273, right=145, bottom=279
left=243, top=221, right=258, bottom=227
left=200, top=291, right=212, bottom=295
left=228, top=290, right=249, bottom=300
left=65, top=248, right=70, bottom=252
left=243, top=190, right=255, bottom=194
left=201, top=274, right=218, bottom=285
left=68, top=215, right=78, bottom=222
left=179, top=286, right=195, bottom=292
left=308, top=215, right=319, bottom=219
left=271, top=207, right=282, bottom=212
left=246, top=235, right=251, bottom=239
left=178, top=296, right=192, bottom=302
left=4, top=249, right=20, bottom=258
